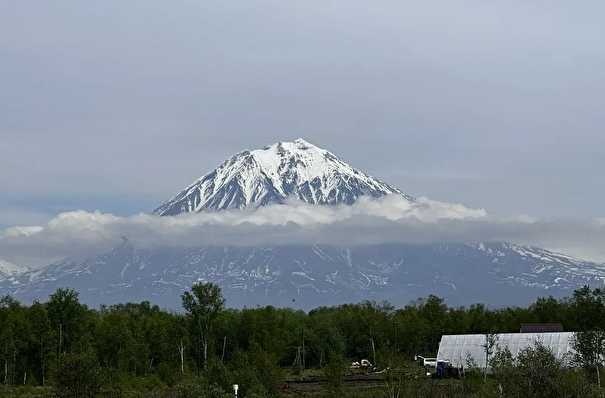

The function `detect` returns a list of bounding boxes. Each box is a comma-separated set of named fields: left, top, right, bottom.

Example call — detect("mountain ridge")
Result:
left=2, top=239, right=603, bottom=310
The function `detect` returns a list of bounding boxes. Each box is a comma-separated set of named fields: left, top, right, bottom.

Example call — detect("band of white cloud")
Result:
left=1, top=196, right=604, bottom=264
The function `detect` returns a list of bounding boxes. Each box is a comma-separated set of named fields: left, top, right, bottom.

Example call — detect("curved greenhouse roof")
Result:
left=437, top=332, right=576, bottom=370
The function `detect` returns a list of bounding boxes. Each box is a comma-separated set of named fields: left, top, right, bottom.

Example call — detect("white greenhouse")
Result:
left=437, top=332, right=577, bottom=371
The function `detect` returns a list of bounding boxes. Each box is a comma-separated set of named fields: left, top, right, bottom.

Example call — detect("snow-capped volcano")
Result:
left=154, top=139, right=413, bottom=216
left=3, top=138, right=605, bottom=310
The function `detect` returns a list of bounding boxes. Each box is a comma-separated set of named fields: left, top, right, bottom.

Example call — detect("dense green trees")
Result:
left=0, top=295, right=27, bottom=386
left=181, top=282, right=226, bottom=375
left=2, top=284, right=605, bottom=397
left=47, top=288, right=90, bottom=356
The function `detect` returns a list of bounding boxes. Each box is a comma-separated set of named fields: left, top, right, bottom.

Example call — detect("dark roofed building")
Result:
left=519, top=323, right=564, bottom=333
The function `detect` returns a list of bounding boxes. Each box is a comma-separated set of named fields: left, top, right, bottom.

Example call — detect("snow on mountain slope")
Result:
left=3, top=240, right=604, bottom=310
left=0, top=259, right=29, bottom=278
left=154, top=139, right=413, bottom=215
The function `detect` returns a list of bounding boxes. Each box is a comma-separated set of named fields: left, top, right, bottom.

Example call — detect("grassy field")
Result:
left=0, top=363, right=475, bottom=398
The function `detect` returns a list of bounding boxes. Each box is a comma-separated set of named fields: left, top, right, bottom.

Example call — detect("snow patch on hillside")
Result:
left=0, top=259, right=29, bottom=277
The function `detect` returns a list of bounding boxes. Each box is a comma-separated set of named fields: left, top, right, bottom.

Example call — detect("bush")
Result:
left=51, top=352, right=101, bottom=398
left=134, top=374, right=168, bottom=392
left=173, top=377, right=232, bottom=398
left=98, top=367, right=127, bottom=398
left=202, top=384, right=233, bottom=398
left=174, top=377, right=205, bottom=398
left=203, top=358, right=230, bottom=392
left=156, top=362, right=179, bottom=387
left=322, top=354, right=348, bottom=398
left=461, top=368, right=484, bottom=394
left=228, top=343, right=285, bottom=398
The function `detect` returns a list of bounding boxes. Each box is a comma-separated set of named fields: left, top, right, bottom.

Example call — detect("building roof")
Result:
left=519, top=323, right=564, bottom=333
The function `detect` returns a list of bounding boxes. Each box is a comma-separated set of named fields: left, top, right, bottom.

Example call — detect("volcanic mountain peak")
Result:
left=153, top=139, right=413, bottom=215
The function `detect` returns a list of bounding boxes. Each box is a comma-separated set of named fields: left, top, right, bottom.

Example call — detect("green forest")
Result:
left=2, top=283, right=605, bottom=398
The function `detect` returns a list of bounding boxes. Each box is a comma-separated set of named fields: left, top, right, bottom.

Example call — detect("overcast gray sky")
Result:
left=2, top=0, right=605, bottom=229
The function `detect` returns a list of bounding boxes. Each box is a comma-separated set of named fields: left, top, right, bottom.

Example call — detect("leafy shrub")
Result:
left=50, top=352, right=101, bottom=398
left=322, top=353, right=348, bottom=398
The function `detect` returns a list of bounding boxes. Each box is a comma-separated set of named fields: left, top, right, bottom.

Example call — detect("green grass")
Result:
left=0, top=386, right=53, bottom=398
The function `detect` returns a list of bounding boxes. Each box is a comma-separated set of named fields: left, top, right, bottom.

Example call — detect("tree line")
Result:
left=2, top=284, right=605, bottom=397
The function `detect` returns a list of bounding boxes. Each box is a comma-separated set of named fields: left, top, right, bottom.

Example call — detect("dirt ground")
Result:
left=281, top=373, right=387, bottom=395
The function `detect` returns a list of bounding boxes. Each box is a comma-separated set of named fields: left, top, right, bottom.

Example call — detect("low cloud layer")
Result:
left=1, top=196, right=604, bottom=266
